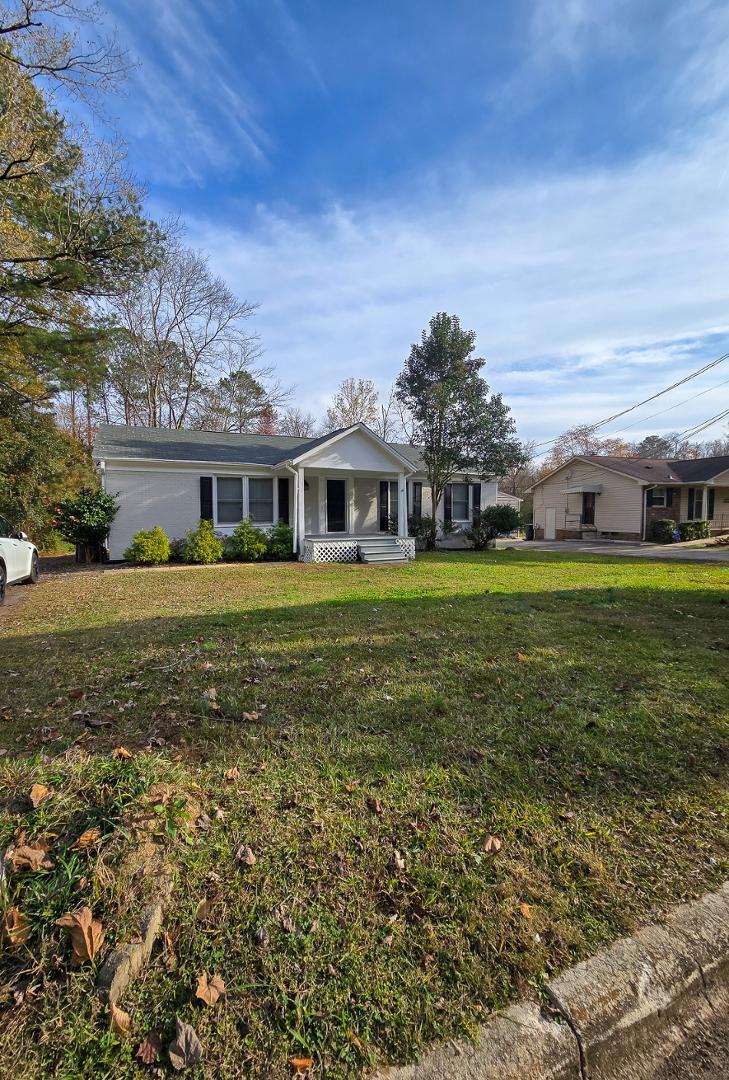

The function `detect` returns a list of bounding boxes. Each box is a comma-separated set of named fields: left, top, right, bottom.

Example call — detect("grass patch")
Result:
left=1, top=550, right=728, bottom=1077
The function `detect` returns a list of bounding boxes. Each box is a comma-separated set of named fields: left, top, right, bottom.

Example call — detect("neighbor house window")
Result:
left=249, top=477, right=274, bottom=523
left=451, top=483, right=470, bottom=520
left=648, top=487, right=666, bottom=507
left=217, top=477, right=243, bottom=523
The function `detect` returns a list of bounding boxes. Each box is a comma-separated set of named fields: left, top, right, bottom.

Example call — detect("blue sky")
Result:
left=92, top=0, right=729, bottom=446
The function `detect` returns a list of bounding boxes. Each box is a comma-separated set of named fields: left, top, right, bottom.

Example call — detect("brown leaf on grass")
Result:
left=135, top=1032, right=162, bottom=1065
left=289, top=1058, right=313, bottom=1075
left=29, top=783, right=51, bottom=808
left=55, top=906, right=104, bottom=964
left=7, top=839, right=53, bottom=873
left=517, top=652, right=528, bottom=662
left=519, top=903, right=532, bottom=919
left=195, top=971, right=225, bottom=1007
left=224, top=766, right=240, bottom=782
left=4, top=906, right=30, bottom=946
left=366, top=796, right=383, bottom=815
left=112, top=747, right=132, bottom=760
left=234, top=844, right=256, bottom=866
left=168, top=1017, right=203, bottom=1070
left=194, top=898, right=213, bottom=922
left=482, top=834, right=502, bottom=856
left=110, top=1002, right=132, bottom=1037
left=391, top=849, right=406, bottom=873
left=70, top=827, right=102, bottom=851
left=240, top=711, right=259, bottom=721
left=348, top=1031, right=363, bottom=1050
left=68, top=688, right=86, bottom=700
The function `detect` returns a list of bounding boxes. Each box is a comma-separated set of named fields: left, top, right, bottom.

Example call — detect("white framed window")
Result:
left=451, top=482, right=470, bottom=521
left=217, top=477, right=243, bottom=523
left=650, top=487, right=666, bottom=507
left=249, top=477, right=274, bottom=523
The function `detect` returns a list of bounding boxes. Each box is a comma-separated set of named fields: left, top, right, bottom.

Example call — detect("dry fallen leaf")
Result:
left=517, top=652, right=528, bottom=662
left=55, top=906, right=104, bottom=964
left=29, top=783, right=51, bottom=808
left=70, top=827, right=102, bottom=851
left=7, top=839, right=53, bottom=873
left=290, top=1057, right=313, bottom=1075
left=112, top=747, right=132, bottom=760
left=136, top=1032, right=162, bottom=1065
left=391, top=849, right=406, bottom=873
left=240, top=711, right=259, bottom=721
left=224, top=766, right=240, bottom=782
left=4, top=906, right=30, bottom=946
left=482, top=834, right=502, bottom=856
left=195, top=971, right=225, bottom=1007
left=366, top=796, right=383, bottom=815
left=519, top=902, right=532, bottom=919
left=194, top=898, right=213, bottom=922
left=110, top=1002, right=132, bottom=1037
left=234, top=844, right=256, bottom=866
left=68, top=688, right=86, bottom=700
left=168, top=1017, right=203, bottom=1070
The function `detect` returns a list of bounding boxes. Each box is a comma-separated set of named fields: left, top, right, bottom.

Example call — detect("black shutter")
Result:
left=444, top=484, right=452, bottom=523
left=471, top=483, right=481, bottom=521
left=379, top=481, right=389, bottom=530
left=708, top=488, right=715, bottom=520
left=646, top=488, right=654, bottom=508
left=277, top=477, right=290, bottom=524
left=666, top=487, right=673, bottom=508
left=200, top=476, right=213, bottom=521
left=688, top=488, right=695, bottom=519
left=413, top=482, right=422, bottom=519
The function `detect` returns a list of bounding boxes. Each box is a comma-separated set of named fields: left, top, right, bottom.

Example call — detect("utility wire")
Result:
left=677, top=406, right=729, bottom=440
left=599, top=374, right=729, bottom=437
left=532, top=350, right=729, bottom=450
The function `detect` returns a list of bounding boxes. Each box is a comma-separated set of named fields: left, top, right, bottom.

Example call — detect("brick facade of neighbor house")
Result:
left=645, top=487, right=681, bottom=536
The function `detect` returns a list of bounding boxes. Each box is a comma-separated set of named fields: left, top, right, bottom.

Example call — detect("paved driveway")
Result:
left=496, top=539, right=729, bottom=563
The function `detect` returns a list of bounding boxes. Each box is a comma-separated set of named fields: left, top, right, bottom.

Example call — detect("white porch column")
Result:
left=397, top=473, right=408, bottom=538
left=297, top=467, right=306, bottom=554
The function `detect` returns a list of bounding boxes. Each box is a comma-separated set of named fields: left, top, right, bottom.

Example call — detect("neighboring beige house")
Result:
left=530, top=455, right=729, bottom=541
left=93, top=423, right=519, bottom=563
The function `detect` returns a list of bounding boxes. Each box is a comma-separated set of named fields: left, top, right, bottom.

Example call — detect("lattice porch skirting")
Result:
left=300, top=537, right=416, bottom=563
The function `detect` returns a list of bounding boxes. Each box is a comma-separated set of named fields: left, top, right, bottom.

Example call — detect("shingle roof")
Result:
left=578, top=455, right=729, bottom=483
left=93, top=425, right=346, bottom=466
left=93, top=423, right=418, bottom=468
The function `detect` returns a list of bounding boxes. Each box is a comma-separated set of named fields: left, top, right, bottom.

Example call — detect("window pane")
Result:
left=452, top=483, right=469, bottom=519
left=249, top=478, right=274, bottom=523
left=217, top=477, right=242, bottom=523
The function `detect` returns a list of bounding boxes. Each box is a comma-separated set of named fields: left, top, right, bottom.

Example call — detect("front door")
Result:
left=326, top=479, right=346, bottom=532
left=545, top=507, right=556, bottom=540
left=582, top=491, right=596, bottom=526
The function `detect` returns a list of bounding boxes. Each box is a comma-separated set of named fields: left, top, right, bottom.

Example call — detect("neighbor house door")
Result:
left=326, top=479, right=346, bottom=532
left=582, top=492, right=596, bottom=526
left=545, top=507, right=556, bottom=540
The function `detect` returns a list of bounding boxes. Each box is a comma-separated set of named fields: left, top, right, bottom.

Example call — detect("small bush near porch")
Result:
left=1, top=552, right=728, bottom=1078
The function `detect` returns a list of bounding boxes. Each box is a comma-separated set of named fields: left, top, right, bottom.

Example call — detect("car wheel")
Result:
left=0, top=563, right=6, bottom=606
left=27, top=551, right=40, bottom=584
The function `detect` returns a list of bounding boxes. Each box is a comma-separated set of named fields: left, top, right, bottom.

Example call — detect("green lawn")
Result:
left=1, top=551, right=728, bottom=1078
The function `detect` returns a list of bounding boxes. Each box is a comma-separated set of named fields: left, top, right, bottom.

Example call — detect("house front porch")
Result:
left=300, top=533, right=416, bottom=563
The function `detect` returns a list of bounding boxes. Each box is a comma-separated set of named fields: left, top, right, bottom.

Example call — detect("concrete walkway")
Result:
left=497, top=538, right=729, bottom=563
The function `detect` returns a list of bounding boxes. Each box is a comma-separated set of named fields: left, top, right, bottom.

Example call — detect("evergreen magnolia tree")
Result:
left=395, top=312, right=523, bottom=547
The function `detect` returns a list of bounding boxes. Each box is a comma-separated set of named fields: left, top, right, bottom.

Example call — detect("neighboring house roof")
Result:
left=530, top=454, right=729, bottom=489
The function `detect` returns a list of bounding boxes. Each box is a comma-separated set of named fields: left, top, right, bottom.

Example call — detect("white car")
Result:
left=0, top=515, right=40, bottom=603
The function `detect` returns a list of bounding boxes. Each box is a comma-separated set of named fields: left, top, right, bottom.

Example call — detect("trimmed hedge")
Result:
left=124, top=525, right=171, bottom=565
left=266, top=520, right=294, bottom=560
left=182, top=519, right=224, bottom=564
left=229, top=517, right=268, bottom=561
left=677, top=520, right=710, bottom=541
left=649, top=518, right=676, bottom=544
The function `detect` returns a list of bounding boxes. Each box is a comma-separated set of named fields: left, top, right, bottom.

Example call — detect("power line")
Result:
left=678, top=406, right=729, bottom=441
left=532, top=350, right=729, bottom=450
left=600, top=374, right=729, bottom=437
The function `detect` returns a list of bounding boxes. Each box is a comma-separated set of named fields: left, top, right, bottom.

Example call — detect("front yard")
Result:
left=1, top=551, right=728, bottom=1078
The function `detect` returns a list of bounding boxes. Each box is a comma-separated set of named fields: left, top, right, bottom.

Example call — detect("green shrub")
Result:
left=677, top=520, right=710, bottom=541
left=182, top=519, right=224, bottom=564
left=229, top=517, right=267, bottom=561
left=649, top=518, right=676, bottom=543
left=466, top=505, right=521, bottom=550
left=266, top=519, right=294, bottom=560
left=54, top=488, right=118, bottom=561
left=124, top=525, right=171, bottom=565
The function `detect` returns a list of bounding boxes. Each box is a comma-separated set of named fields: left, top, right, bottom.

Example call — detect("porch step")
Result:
left=358, top=537, right=408, bottom=563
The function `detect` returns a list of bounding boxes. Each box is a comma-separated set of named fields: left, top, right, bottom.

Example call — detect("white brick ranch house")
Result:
left=93, top=424, right=520, bottom=563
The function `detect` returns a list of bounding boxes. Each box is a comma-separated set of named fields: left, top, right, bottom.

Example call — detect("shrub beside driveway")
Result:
left=1, top=551, right=728, bottom=1078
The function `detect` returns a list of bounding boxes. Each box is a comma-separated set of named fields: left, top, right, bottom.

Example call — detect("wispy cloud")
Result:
left=187, top=111, right=729, bottom=443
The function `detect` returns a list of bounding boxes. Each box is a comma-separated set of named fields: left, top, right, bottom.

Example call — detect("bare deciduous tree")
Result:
left=278, top=407, right=320, bottom=438
left=324, top=377, right=379, bottom=431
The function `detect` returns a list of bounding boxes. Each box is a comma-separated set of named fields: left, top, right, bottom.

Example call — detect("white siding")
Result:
left=302, top=429, right=406, bottom=472
left=532, top=461, right=642, bottom=536
left=105, top=467, right=201, bottom=560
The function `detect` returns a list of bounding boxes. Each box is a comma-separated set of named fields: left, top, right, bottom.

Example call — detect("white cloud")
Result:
left=186, top=114, right=729, bottom=444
